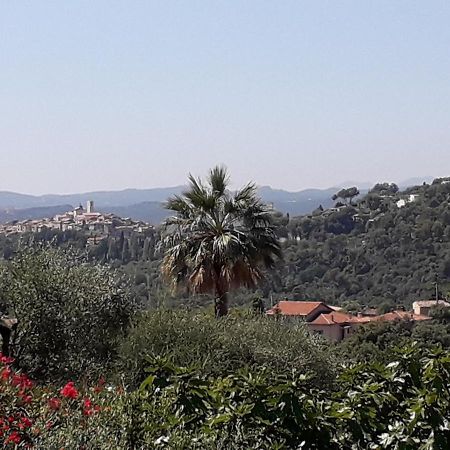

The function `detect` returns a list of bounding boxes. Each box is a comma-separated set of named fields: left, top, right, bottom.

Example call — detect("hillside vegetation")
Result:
left=1, top=208, right=450, bottom=448
left=1, top=178, right=449, bottom=310
left=270, top=178, right=450, bottom=308
left=111, top=177, right=450, bottom=309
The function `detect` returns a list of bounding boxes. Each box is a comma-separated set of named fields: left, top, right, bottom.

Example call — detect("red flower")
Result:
left=11, top=374, right=20, bottom=385
left=11, top=373, right=33, bottom=389
left=60, top=381, right=78, bottom=399
left=48, top=397, right=61, bottom=410
left=22, top=378, right=33, bottom=390
left=20, top=417, right=32, bottom=428
left=5, top=431, right=21, bottom=444
left=83, top=397, right=93, bottom=416
left=0, top=353, right=15, bottom=364
left=20, top=394, right=33, bottom=405
left=1, top=366, right=11, bottom=380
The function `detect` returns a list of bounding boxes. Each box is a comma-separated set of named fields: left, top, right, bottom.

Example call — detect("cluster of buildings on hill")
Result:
left=266, top=299, right=450, bottom=342
left=0, top=201, right=153, bottom=240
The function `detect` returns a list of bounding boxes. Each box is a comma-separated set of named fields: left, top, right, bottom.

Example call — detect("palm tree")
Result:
left=160, top=166, right=282, bottom=317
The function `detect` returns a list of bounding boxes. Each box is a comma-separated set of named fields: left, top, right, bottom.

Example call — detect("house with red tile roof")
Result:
left=267, top=301, right=432, bottom=343
left=266, top=301, right=333, bottom=322
left=307, top=310, right=365, bottom=342
left=310, top=310, right=431, bottom=341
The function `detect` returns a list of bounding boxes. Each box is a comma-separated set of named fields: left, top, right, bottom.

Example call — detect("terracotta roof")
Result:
left=308, top=309, right=431, bottom=326
left=266, top=301, right=330, bottom=316
left=355, top=316, right=373, bottom=323
left=371, top=310, right=431, bottom=322
left=309, top=311, right=361, bottom=325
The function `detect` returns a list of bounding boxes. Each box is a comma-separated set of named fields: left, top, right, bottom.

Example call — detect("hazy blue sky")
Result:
left=1, top=1, right=449, bottom=194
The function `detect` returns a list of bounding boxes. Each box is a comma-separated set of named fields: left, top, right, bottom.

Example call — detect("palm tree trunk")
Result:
left=215, top=288, right=229, bottom=318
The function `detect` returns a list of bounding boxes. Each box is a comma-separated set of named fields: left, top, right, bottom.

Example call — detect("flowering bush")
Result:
left=0, top=353, right=128, bottom=448
left=1, top=354, right=35, bottom=447
left=4, top=342, right=450, bottom=449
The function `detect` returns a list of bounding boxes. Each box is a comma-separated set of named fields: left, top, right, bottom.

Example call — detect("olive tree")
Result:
left=0, top=245, right=136, bottom=380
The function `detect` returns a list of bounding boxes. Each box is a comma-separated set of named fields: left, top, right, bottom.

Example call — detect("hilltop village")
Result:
left=0, top=201, right=153, bottom=241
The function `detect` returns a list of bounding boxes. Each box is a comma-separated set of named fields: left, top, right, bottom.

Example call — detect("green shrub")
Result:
left=118, top=309, right=337, bottom=388
left=0, top=246, right=136, bottom=381
left=126, top=345, right=450, bottom=449
left=4, top=340, right=450, bottom=448
left=338, top=319, right=450, bottom=364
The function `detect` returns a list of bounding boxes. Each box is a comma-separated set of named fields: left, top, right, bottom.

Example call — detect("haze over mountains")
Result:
left=0, top=176, right=435, bottom=224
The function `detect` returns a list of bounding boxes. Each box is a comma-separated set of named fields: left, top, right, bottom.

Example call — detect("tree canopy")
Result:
left=332, top=186, right=360, bottom=205
left=160, top=166, right=281, bottom=316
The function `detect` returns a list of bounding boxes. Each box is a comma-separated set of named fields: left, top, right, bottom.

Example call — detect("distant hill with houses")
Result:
left=0, top=176, right=434, bottom=224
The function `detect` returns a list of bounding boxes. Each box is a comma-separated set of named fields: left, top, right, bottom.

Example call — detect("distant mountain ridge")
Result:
left=0, top=187, right=186, bottom=209
left=0, top=185, right=358, bottom=209
left=0, top=177, right=436, bottom=224
left=0, top=186, right=340, bottom=224
left=0, top=205, right=73, bottom=224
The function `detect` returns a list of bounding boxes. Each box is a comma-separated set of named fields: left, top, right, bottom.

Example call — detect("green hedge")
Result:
left=117, top=309, right=337, bottom=389
left=128, top=345, right=450, bottom=449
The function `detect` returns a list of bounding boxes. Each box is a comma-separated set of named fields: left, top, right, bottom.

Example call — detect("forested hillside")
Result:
left=270, top=178, right=450, bottom=308
left=1, top=178, right=449, bottom=309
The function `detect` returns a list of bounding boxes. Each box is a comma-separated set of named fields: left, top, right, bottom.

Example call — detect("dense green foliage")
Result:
left=117, top=345, right=450, bottom=449
left=272, top=178, right=450, bottom=307
left=3, top=343, right=450, bottom=449
left=0, top=246, right=136, bottom=380
left=0, top=244, right=450, bottom=448
left=338, top=316, right=450, bottom=363
left=118, top=310, right=336, bottom=389
left=2, top=174, right=450, bottom=448
left=1, top=179, right=449, bottom=310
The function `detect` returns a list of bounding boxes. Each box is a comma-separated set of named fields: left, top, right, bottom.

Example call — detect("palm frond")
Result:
left=234, top=182, right=257, bottom=203
left=160, top=167, right=282, bottom=302
left=208, top=165, right=229, bottom=197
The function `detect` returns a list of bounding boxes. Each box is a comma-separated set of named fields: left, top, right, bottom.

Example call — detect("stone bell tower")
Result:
left=86, top=200, right=94, bottom=214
